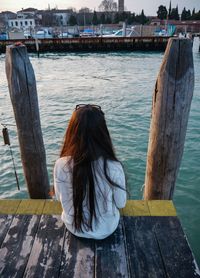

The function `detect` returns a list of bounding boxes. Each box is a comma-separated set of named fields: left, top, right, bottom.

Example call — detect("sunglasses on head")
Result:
left=75, top=104, right=103, bottom=112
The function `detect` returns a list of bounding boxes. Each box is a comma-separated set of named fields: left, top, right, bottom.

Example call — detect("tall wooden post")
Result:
left=144, top=38, right=194, bottom=200
left=5, top=44, right=50, bottom=198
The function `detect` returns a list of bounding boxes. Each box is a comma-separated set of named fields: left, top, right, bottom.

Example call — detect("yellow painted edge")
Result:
left=120, top=200, right=134, bottom=216
left=0, top=200, right=21, bottom=214
left=16, top=199, right=45, bottom=214
left=148, top=200, right=177, bottom=216
left=42, top=200, right=62, bottom=215
left=132, top=200, right=150, bottom=216
left=0, top=200, right=176, bottom=216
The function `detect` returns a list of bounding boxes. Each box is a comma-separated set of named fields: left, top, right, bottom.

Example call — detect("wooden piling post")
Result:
left=144, top=38, right=194, bottom=200
left=5, top=44, right=50, bottom=198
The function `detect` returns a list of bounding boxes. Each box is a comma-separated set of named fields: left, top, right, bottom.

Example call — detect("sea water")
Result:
left=0, top=38, right=199, bottom=263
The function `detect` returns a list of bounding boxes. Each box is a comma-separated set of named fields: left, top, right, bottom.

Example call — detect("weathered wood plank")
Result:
left=95, top=219, right=129, bottom=278
left=121, top=200, right=150, bottom=216
left=123, top=216, right=166, bottom=278
left=0, top=215, right=13, bottom=247
left=132, top=200, right=150, bottom=216
left=59, top=230, right=95, bottom=278
left=121, top=200, right=134, bottom=216
left=24, top=215, right=65, bottom=277
left=0, top=214, right=41, bottom=278
left=0, top=200, right=21, bottom=214
left=152, top=216, right=200, bottom=277
left=148, top=200, right=177, bottom=216
left=42, top=200, right=62, bottom=214
left=16, top=199, right=45, bottom=214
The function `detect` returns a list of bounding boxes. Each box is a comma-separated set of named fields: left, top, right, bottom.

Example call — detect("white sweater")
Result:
left=54, top=156, right=127, bottom=239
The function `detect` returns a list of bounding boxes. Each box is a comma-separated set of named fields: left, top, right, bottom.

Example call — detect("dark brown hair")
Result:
left=60, top=105, right=122, bottom=232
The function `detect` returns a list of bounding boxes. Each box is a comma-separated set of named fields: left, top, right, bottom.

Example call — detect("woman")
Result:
left=54, top=104, right=126, bottom=239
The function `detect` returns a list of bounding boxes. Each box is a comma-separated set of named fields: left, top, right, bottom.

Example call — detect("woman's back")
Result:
left=54, top=156, right=126, bottom=239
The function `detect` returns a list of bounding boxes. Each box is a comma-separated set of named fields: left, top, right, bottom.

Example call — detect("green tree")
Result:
left=181, top=7, right=191, bottom=20
left=100, top=13, right=106, bottom=24
left=114, top=12, right=119, bottom=23
left=168, top=1, right=172, bottom=19
left=68, top=14, right=77, bottom=26
left=191, top=8, right=195, bottom=19
left=92, top=10, right=98, bottom=25
left=157, top=5, right=168, bottom=20
left=135, top=10, right=148, bottom=25
left=170, top=6, right=179, bottom=20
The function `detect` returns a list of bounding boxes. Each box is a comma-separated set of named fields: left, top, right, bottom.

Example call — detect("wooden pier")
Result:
left=0, top=36, right=170, bottom=54
left=0, top=199, right=199, bottom=277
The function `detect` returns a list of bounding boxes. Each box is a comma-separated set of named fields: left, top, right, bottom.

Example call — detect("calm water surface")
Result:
left=0, top=38, right=199, bottom=263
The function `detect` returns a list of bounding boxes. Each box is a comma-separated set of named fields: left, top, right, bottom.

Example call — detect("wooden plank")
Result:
left=0, top=214, right=41, bottom=278
left=16, top=199, right=45, bottom=214
left=148, top=200, right=177, bottom=216
left=152, top=216, right=200, bottom=277
left=59, top=230, right=95, bottom=278
left=42, top=200, right=62, bottom=214
left=24, top=215, right=65, bottom=277
left=0, top=200, right=21, bottom=214
left=121, top=200, right=134, bottom=216
left=132, top=200, right=150, bottom=216
left=123, top=216, right=166, bottom=278
left=0, top=215, right=13, bottom=247
left=95, top=219, right=129, bottom=278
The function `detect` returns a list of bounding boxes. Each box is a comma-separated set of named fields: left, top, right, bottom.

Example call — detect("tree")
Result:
left=181, top=7, right=191, bottom=20
left=100, top=13, right=106, bottom=24
left=68, top=14, right=77, bottom=26
left=98, top=0, right=117, bottom=12
left=135, top=10, right=148, bottom=25
left=168, top=1, right=172, bottom=19
left=113, top=12, right=119, bottom=23
left=170, top=5, right=179, bottom=20
left=157, top=5, right=168, bottom=20
left=92, top=10, right=98, bottom=25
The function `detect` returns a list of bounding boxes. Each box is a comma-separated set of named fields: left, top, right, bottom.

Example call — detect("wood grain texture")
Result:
left=59, top=230, right=95, bottom=278
left=95, top=219, right=128, bottom=278
left=123, top=216, right=166, bottom=278
left=144, top=38, right=194, bottom=200
left=0, top=200, right=177, bottom=216
left=5, top=44, right=50, bottom=198
left=42, top=200, right=62, bottom=214
left=23, top=215, right=65, bottom=278
left=152, top=216, right=200, bottom=278
left=132, top=200, right=150, bottom=216
left=0, top=215, right=13, bottom=247
left=0, top=200, right=21, bottom=214
left=16, top=199, right=45, bottom=214
left=0, top=214, right=40, bottom=278
left=148, top=200, right=177, bottom=216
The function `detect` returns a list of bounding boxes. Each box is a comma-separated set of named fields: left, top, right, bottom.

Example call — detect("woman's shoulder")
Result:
left=54, top=156, right=72, bottom=173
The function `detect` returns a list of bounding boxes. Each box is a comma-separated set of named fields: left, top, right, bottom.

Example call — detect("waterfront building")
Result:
left=8, top=9, right=36, bottom=30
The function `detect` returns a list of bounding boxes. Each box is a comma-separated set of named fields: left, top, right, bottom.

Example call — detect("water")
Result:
left=0, top=38, right=200, bottom=263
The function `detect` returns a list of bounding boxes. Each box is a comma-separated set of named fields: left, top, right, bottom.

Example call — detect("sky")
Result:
left=0, top=0, right=200, bottom=16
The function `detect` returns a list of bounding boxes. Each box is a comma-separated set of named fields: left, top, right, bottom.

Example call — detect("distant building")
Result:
left=8, top=8, right=37, bottom=30
left=118, top=0, right=124, bottom=12
left=52, top=9, right=73, bottom=26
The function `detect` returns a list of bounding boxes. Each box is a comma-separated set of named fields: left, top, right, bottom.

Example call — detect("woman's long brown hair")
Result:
left=60, top=105, right=122, bottom=232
